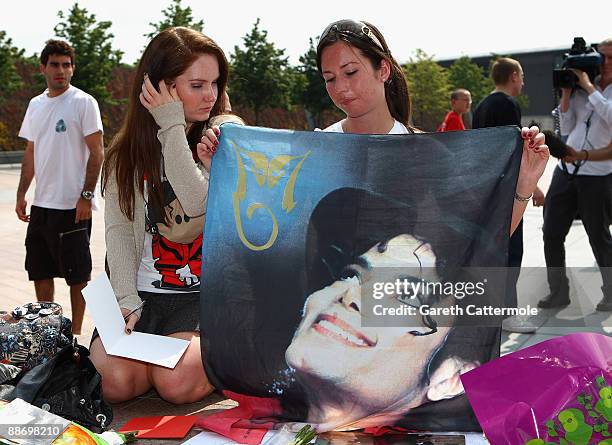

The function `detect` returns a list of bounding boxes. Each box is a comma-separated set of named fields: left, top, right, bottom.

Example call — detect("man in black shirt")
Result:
left=473, top=58, right=544, bottom=333
left=472, top=76, right=522, bottom=129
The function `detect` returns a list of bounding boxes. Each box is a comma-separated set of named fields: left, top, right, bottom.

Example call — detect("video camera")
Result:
left=553, top=37, right=603, bottom=89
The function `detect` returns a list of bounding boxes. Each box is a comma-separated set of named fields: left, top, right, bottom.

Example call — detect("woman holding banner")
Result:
left=248, top=20, right=548, bottom=430
left=196, top=20, right=549, bottom=234
left=314, top=19, right=549, bottom=235
left=92, top=27, right=238, bottom=404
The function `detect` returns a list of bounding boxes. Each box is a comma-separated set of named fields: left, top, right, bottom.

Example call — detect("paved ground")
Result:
left=1, top=157, right=610, bottom=443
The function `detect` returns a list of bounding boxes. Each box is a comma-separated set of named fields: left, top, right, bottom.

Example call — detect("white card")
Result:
left=82, top=274, right=189, bottom=368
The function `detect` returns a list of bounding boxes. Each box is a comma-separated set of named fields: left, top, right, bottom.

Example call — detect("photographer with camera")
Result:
left=540, top=38, right=612, bottom=311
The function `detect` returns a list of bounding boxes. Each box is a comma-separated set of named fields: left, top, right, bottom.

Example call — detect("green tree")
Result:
left=0, top=31, right=25, bottom=104
left=24, top=54, right=48, bottom=94
left=293, top=37, right=333, bottom=129
left=230, top=19, right=293, bottom=125
left=145, top=0, right=204, bottom=39
left=404, top=49, right=451, bottom=131
left=448, top=56, right=491, bottom=107
left=54, top=3, right=123, bottom=105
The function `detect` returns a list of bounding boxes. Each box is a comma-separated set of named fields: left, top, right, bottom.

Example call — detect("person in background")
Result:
left=472, top=57, right=544, bottom=333
left=540, top=38, right=612, bottom=312
left=438, top=89, right=471, bottom=132
left=16, top=39, right=104, bottom=335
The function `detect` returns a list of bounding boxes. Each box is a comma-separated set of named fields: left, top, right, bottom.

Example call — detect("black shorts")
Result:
left=25, top=205, right=92, bottom=286
left=130, top=291, right=200, bottom=335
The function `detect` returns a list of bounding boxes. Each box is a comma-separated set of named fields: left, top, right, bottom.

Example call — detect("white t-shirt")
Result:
left=19, top=85, right=103, bottom=210
left=323, top=119, right=410, bottom=134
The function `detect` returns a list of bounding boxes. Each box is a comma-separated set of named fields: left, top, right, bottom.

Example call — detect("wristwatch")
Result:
left=81, top=190, right=94, bottom=200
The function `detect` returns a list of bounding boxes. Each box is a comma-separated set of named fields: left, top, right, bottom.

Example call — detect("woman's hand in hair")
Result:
left=139, top=74, right=180, bottom=110
left=197, top=126, right=221, bottom=171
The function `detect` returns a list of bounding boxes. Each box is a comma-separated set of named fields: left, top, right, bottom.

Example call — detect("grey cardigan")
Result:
left=104, top=101, right=210, bottom=317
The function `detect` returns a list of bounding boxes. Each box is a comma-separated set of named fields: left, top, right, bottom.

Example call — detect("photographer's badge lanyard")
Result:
left=562, top=110, right=594, bottom=178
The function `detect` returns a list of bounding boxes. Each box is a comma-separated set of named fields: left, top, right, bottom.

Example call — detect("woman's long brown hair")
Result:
left=102, top=27, right=230, bottom=221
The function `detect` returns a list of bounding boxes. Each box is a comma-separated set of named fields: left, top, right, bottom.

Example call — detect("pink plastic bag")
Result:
left=461, top=332, right=612, bottom=445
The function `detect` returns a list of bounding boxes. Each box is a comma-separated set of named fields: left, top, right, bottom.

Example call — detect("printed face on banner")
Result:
left=286, top=234, right=456, bottom=423
left=201, top=125, right=521, bottom=431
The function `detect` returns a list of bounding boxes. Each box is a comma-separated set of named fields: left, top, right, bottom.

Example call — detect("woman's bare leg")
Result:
left=149, top=332, right=214, bottom=404
left=90, top=337, right=152, bottom=403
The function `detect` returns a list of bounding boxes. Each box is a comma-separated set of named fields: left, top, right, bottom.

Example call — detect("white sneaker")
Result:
left=501, top=314, right=540, bottom=334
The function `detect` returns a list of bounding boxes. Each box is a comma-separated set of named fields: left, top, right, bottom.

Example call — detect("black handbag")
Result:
left=2, top=341, right=113, bottom=433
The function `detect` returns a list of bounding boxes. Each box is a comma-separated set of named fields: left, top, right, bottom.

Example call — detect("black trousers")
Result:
left=543, top=168, right=612, bottom=296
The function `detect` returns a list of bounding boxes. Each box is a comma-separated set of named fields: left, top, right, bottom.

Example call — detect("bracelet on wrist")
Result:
left=514, top=192, right=533, bottom=202
left=581, top=149, right=589, bottom=161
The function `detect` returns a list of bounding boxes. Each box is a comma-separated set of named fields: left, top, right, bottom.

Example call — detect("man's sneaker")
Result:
left=537, top=293, right=570, bottom=309
left=502, top=314, right=539, bottom=334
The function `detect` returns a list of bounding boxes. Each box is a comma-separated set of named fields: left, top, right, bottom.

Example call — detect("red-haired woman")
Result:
left=92, top=27, right=236, bottom=403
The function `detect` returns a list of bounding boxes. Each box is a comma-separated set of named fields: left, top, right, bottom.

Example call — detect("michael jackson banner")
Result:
left=200, top=124, right=522, bottom=432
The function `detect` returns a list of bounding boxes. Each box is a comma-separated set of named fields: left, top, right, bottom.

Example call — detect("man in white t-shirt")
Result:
left=15, top=40, right=104, bottom=334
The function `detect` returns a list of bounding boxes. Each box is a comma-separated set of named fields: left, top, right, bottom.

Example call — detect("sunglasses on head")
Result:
left=317, top=19, right=385, bottom=53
